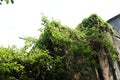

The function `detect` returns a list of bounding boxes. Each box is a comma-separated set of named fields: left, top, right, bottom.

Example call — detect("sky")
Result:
left=0, top=0, right=120, bottom=48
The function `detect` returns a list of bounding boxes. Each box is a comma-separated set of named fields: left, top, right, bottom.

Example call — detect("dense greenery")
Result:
left=0, top=14, right=118, bottom=80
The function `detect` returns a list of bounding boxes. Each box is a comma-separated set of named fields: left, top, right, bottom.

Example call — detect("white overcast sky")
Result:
left=0, top=0, right=120, bottom=48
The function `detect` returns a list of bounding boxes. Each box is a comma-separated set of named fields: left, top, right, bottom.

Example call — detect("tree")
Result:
left=0, top=0, right=14, bottom=4
left=0, top=14, right=119, bottom=80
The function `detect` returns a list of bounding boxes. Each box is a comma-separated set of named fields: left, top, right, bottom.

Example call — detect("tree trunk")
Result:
left=98, top=52, right=112, bottom=80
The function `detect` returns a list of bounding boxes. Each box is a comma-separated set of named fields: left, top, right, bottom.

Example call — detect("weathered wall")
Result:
left=112, top=34, right=120, bottom=80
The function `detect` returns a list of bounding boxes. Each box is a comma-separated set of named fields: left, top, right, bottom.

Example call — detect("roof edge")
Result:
left=107, top=14, right=120, bottom=23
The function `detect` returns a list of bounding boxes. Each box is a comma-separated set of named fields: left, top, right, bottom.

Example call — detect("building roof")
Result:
left=107, top=14, right=120, bottom=23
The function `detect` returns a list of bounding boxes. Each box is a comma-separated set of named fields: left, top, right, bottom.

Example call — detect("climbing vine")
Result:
left=0, top=14, right=118, bottom=80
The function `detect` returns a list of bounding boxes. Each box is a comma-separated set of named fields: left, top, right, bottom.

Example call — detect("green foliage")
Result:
left=77, top=14, right=114, bottom=34
left=0, top=46, right=24, bottom=79
left=77, top=14, right=117, bottom=56
left=0, top=0, right=14, bottom=4
left=36, top=17, right=84, bottom=57
left=0, top=14, right=118, bottom=80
